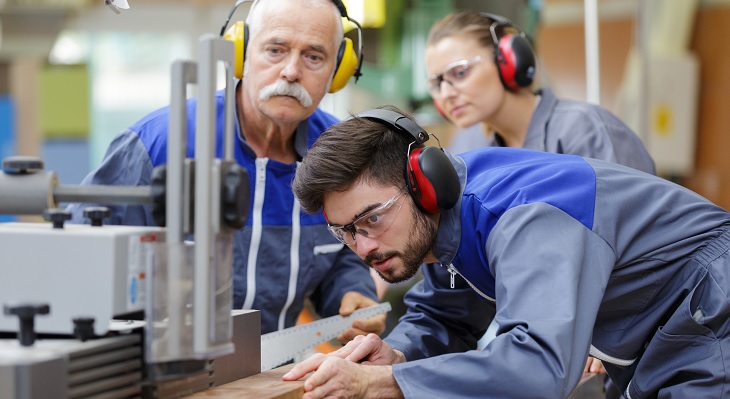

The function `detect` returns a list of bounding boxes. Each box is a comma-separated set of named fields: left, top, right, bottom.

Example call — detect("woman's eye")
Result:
left=452, top=67, right=468, bottom=79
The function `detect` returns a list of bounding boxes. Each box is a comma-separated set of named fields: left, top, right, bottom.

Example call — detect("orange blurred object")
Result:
left=296, top=309, right=341, bottom=354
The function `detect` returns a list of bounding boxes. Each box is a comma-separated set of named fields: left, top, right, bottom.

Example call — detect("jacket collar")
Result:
left=431, top=151, right=466, bottom=265
left=522, top=87, right=556, bottom=151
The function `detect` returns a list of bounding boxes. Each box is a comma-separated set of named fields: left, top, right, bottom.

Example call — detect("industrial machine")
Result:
left=0, top=35, right=260, bottom=398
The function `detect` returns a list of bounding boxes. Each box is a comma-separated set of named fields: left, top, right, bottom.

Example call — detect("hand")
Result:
left=584, top=357, right=606, bottom=374
left=284, top=334, right=405, bottom=383
left=283, top=354, right=403, bottom=399
left=331, top=333, right=406, bottom=365
left=336, top=291, right=386, bottom=344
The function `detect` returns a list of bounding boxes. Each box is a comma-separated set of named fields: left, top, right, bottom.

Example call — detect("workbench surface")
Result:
left=185, top=364, right=303, bottom=399
left=186, top=365, right=605, bottom=399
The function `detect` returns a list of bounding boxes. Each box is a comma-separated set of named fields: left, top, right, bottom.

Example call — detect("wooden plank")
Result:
left=188, top=365, right=606, bottom=398
left=185, top=364, right=305, bottom=399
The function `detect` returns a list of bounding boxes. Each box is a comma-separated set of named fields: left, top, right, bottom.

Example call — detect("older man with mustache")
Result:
left=67, top=0, right=382, bottom=341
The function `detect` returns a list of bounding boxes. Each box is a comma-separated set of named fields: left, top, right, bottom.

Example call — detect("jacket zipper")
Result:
left=241, top=158, right=268, bottom=310
left=444, top=263, right=495, bottom=303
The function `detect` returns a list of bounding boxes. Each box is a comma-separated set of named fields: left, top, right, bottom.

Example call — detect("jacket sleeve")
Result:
left=309, top=239, right=378, bottom=318
left=549, top=106, right=656, bottom=175
left=66, top=130, right=156, bottom=226
left=389, top=203, right=616, bottom=399
left=384, top=264, right=494, bottom=360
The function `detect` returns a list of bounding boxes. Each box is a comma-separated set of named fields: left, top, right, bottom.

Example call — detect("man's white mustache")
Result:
left=259, top=80, right=313, bottom=107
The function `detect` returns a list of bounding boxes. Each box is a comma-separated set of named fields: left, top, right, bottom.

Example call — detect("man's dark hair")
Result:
left=293, top=105, right=420, bottom=214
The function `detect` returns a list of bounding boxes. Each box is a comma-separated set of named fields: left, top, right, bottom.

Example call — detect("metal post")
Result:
left=584, top=0, right=601, bottom=104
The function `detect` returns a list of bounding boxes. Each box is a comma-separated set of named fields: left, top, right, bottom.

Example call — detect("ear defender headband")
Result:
left=481, top=12, right=536, bottom=92
left=355, top=109, right=461, bottom=214
left=220, top=0, right=363, bottom=93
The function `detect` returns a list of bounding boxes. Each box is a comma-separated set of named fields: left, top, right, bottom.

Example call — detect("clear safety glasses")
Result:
left=327, top=190, right=406, bottom=246
left=427, top=56, right=483, bottom=97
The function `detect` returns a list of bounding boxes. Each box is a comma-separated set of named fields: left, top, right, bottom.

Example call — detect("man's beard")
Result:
left=369, top=205, right=438, bottom=284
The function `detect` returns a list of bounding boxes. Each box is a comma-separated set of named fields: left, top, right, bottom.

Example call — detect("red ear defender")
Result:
left=408, top=148, right=439, bottom=214
left=496, top=34, right=536, bottom=92
left=407, top=146, right=460, bottom=215
left=484, top=12, right=537, bottom=92
left=496, top=35, right=520, bottom=92
left=354, top=108, right=460, bottom=214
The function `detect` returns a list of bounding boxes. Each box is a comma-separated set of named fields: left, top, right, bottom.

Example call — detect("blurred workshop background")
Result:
left=1, top=0, right=729, bottom=222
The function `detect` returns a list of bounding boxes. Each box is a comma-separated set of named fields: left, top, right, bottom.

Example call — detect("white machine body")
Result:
left=0, top=222, right=165, bottom=336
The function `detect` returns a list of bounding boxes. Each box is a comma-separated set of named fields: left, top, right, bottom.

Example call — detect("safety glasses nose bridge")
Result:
left=327, top=191, right=405, bottom=245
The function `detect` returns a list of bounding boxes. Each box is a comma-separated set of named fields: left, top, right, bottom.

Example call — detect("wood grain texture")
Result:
left=185, top=364, right=305, bottom=399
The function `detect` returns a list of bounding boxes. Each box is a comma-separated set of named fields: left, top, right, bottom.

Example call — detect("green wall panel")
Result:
left=39, top=64, right=90, bottom=139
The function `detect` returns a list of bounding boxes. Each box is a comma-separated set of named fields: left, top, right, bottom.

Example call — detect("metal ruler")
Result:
left=260, top=302, right=391, bottom=372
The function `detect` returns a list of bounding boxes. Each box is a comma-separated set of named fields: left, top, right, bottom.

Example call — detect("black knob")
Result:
left=150, top=165, right=167, bottom=227
left=3, top=303, right=50, bottom=347
left=73, top=318, right=96, bottom=342
left=83, top=207, right=110, bottom=227
left=43, top=208, right=72, bottom=229
left=221, top=163, right=249, bottom=230
left=2, top=156, right=44, bottom=175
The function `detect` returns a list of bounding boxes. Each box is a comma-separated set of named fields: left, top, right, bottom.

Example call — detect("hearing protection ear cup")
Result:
left=407, top=147, right=461, bottom=214
left=481, top=12, right=537, bottom=92
left=222, top=21, right=358, bottom=92
left=224, top=21, right=247, bottom=80
left=495, top=33, right=536, bottom=92
left=355, top=108, right=460, bottom=215
left=329, top=37, right=358, bottom=93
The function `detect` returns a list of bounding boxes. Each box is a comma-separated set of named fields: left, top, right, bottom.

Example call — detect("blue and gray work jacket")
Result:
left=68, top=88, right=377, bottom=334
left=385, top=148, right=730, bottom=398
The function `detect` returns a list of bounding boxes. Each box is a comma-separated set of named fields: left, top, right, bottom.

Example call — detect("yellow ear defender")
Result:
left=329, top=36, right=359, bottom=93
left=221, top=0, right=363, bottom=94
left=223, top=21, right=247, bottom=82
